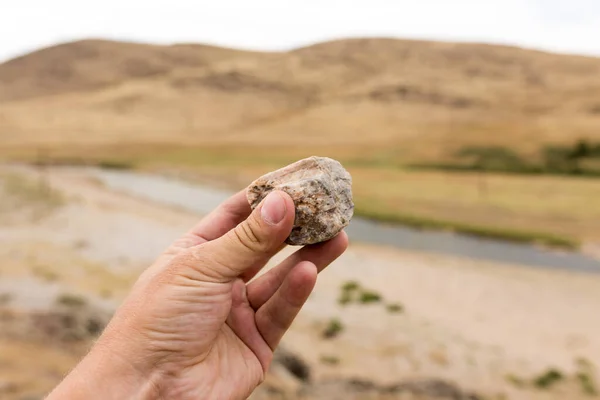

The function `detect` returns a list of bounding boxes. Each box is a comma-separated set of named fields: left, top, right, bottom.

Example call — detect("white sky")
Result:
left=1, top=0, right=600, bottom=62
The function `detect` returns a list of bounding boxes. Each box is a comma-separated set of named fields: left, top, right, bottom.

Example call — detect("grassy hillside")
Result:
left=0, top=39, right=265, bottom=102
left=2, top=38, right=600, bottom=154
left=1, top=38, right=600, bottom=247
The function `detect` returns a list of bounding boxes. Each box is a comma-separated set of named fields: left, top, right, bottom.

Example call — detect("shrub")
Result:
left=338, top=280, right=361, bottom=305
left=386, top=303, right=404, bottom=313
left=575, top=357, right=597, bottom=396
left=577, top=372, right=598, bottom=396
left=359, top=290, right=382, bottom=304
left=322, top=318, right=344, bottom=339
left=455, top=146, right=530, bottom=172
left=532, top=368, right=563, bottom=389
left=56, top=293, right=87, bottom=308
left=341, top=281, right=360, bottom=292
left=338, top=291, right=353, bottom=306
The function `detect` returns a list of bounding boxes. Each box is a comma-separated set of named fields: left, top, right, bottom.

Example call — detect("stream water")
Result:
left=88, top=168, right=600, bottom=273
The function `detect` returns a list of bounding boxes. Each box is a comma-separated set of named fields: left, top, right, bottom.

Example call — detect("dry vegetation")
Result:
left=2, top=38, right=600, bottom=246
left=0, top=170, right=65, bottom=224
left=1, top=166, right=599, bottom=400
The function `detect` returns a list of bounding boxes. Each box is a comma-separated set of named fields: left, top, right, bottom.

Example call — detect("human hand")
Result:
left=47, top=190, right=348, bottom=399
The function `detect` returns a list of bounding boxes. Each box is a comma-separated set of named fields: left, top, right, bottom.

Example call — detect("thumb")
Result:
left=198, top=190, right=296, bottom=281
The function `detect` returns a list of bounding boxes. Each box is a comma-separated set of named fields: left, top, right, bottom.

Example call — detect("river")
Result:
left=87, top=168, right=600, bottom=273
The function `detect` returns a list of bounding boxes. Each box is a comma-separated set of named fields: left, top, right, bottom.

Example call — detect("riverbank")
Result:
left=1, top=165, right=599, bottom=399
left=74, top=165, right=600, bottom=271
left=3, top=144, right=599, bottom=250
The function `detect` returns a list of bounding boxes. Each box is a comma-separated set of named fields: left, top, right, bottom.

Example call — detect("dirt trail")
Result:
left=1, top=165, right=599, bottom=400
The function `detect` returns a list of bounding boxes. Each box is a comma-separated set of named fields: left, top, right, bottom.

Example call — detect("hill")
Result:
left=0, top=39, right=265, bottom=102
left=2, top=38, right=600, bottom=249
left=1, top=38, right=600, bottom=161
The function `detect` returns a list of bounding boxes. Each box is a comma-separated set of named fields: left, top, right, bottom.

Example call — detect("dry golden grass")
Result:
left=2, top=143, right=598, bottom=246
left=351, top=168, right=600, bottom=243
left=0, top=39, right=266, bottom=102
left=2, top=38, right=600, bottom=246
left=2, top=38, right=600, bottom=160
left=0, top=170, right=65, bottom=223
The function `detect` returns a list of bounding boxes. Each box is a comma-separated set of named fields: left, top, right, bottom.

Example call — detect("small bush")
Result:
left=338, top=291, right=353, bottom=306
left=56, top=293, right=87, bottom=308
left=322, top=318, right=344, bottom=339
left=386, top=303, right=404, bottom=313
left=532, top=368, right=564, bottom=389
left=341, top=281, right=360, bottom=292
left=455, top=145, right=530, bottom=172
left=359, top=290, right=382, bottom=304
left=320, top=355, right=340, bottom=365
left=415, top=140, right=600, bottom=177
left=575, top=358, right=597, bottom=396
left=576, top=372, right=598, bottom=396
left=338, top=280, right=362, bottom=305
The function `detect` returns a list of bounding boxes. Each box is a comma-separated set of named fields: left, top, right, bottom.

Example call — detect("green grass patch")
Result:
left=3, top=143, right=586, bottom=248
left=56, top=293, right=88, bottom=308
left=575, top=358, right=598, bottom=396
left=341, top=281, right=360, bottom=292
left=322, top=318, right=344, bottom=339
left=359, top=290, right=382, bottom=304
left=338, top=291, right=353, bottom=306
left=354, top=205, right=579, bottom=250
left=412, top=140, right=600, bottom=177
left=576, top=372, right=598, bottom=396
left=386, top=303, right=404, bottom=314
left=532, top=368, right=564, bottom=389
left=338, top=280, right=361, bottom=306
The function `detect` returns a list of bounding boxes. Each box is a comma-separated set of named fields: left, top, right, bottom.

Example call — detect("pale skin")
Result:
left=47, top=190, right=348, bottom=399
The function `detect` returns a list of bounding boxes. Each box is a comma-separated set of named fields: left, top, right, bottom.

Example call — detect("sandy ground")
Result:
left=1, top=165, right=599, bottom=400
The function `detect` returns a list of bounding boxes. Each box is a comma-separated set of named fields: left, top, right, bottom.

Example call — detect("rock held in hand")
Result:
left=246, top=156, right=354, bottom=245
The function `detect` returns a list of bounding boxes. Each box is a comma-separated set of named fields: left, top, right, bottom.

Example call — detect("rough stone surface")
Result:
left=246, top=156, right=353, bottom=245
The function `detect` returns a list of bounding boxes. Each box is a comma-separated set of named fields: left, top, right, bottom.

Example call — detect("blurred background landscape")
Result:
left=1, top=1, right=600, bottom=399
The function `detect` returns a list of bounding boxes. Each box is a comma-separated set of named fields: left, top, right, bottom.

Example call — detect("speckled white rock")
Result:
left=246, top=156, right=354, bottom=245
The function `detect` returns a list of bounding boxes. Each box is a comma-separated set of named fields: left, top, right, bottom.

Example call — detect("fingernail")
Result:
left=261, top=191, right=287, bottom=225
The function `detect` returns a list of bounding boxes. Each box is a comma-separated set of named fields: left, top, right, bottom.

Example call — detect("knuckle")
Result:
left=183, top=243, right=208, bottom=265
left=232, top=219, right=266, bottom=253
left=171, top=245, right=224, bottom=282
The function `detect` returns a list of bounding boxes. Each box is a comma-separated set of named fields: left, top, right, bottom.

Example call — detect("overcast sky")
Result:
left=1, top=0, right=600, bottom=62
